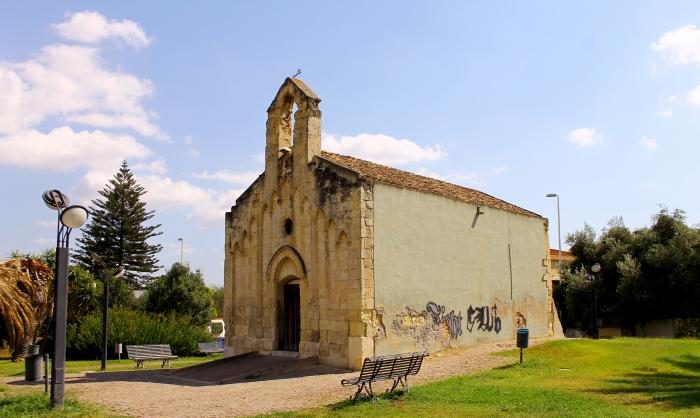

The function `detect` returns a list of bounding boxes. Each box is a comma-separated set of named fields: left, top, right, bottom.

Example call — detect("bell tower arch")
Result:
left=265, top=78, right=322, bottom=190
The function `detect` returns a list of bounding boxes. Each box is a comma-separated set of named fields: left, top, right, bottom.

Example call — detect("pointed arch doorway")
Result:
left=280, top=279, right=301, bottom=351
left=267, top=245, right=307, bottom=353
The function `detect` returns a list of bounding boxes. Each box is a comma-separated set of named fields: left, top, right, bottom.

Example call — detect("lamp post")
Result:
left=587, top=263, right=602, bottom=339
left=42, top=190, right=89, bottom=408
left=178, top=238, right=184, bottom=264
left=546, top=193, right=562, bottom=273
left=91, top=253, right=124, bottom=371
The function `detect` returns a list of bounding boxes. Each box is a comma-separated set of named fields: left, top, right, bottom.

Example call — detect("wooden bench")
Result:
left=197, top=341, right=224, bottom=356
left=341, top=351, right=428, bottom=400
left=126, top=344, right=178, bottom=368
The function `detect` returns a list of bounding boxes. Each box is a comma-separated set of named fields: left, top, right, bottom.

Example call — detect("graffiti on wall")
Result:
left=426, top=302, right=463, bottom=339
left=390, top=302, right=505, bottom=343
left=466, top=304, right=502, bottom=334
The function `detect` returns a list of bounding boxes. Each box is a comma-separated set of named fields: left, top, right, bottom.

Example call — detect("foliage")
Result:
left=66, top=308, right=213, bottom=359
left=0, top=392, right=120, bottom=418
left=676, top=318, right=700, bottom=338
left=144, top=263, right=214, bottom=326
left=210, top=285, right=224, bottom=318
left=74, top=161, right=163, bottom=288
left=556, top=208, right=700, bottom=331
left=210, top=321, right=224, bottom=336
left=67, top=265, right=100, bottom=322
left=265, top=339, right=700, bottom=418
left=0, top=356, right=214, bottom=378
left=0, top=257, right=53, bottom=360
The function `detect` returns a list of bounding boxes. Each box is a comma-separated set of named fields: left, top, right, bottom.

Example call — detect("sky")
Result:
left=1, top=2, right=699, bottom=286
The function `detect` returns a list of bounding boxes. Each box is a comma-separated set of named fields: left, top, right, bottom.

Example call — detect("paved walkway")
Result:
left=2, top=338, right=551, bottom=418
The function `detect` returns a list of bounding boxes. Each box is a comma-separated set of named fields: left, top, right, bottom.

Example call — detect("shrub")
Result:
left=210, top=321, right=224, bottom=336
left=67, top=308, right=213, bottom=359
left=676, top=318, right=700, bottom=338
left=145, top=263, right=214, bottom=327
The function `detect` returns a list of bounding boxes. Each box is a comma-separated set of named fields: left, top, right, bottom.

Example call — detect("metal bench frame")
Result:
left=126, top=344, right=178, bottom=368
left=341, top=351, right=428, bottom=400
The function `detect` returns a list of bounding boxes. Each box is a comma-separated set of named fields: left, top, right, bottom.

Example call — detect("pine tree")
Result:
left=74, top=161, right=163, bottom=288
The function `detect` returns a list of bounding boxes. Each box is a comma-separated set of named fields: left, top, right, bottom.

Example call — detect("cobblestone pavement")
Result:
left=1, top=337, right=552, bottom=418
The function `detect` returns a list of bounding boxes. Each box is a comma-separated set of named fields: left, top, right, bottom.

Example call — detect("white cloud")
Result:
left=138, top=175, right=240, bottom=227
left=67, top=112, right=164, bottom=139
left=652, top=27, right=700, bottom=106
left=322, top=133, right=446, bottom=165
left=132, top=159, right=167, bottom=175
left=74, top=169, right=240, bottom=227
left=193, top=169, right=259, bottom=185
left=657, top=109, right=673, bottom=118
left=0, top=127, right=151, bottom=171
left=651, top=25, right=700, bottom=67
left=0, top=43, right=164, bottom=138
left=568, top=128, right=603, bottom=147
left=53, top=11, right=151, bottom=48
left=640, top=136, right=658, bottom=151
left=135, top=174, right=240, bottom=227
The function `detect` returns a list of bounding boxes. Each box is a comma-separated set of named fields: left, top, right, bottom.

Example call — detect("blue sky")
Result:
left=1, top=2, right=699, bottom=286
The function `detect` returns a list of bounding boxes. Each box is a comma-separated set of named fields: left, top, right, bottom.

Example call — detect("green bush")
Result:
left=145, top=263, right=214, bottom=327
left=210, top=321, right=223, bottom=335
left=67, top=308, right=213, bottom=359
left=676, top=318, right=700, bottom=338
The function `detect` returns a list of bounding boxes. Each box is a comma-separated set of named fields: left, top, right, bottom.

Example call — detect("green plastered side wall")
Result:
left=372, top=183, right=552, bottom=355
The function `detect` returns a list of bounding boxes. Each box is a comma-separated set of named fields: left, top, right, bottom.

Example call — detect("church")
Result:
left=224, top=78, right=561, bottom=370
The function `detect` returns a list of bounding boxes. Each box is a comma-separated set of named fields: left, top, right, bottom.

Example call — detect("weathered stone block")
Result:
left=349, top=321, right=365, bottom=337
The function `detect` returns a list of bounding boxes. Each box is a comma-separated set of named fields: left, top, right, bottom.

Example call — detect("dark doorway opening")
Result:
left=280, top=282, right=300, bottom=351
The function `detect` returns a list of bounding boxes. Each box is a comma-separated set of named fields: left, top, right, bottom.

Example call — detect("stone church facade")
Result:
left=224, top=78, right=561, bottom=370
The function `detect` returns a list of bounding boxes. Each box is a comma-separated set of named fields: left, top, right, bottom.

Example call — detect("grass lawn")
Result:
left=0, top=355, right=218, bottom=417
left=0, top=392, right=126, bottom=418
left=0, top=355, right=217, bottom=377
left=262, top=338, right=700, bottom=418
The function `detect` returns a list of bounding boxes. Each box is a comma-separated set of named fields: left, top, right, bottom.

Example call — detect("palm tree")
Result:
left=0, top=257, right=53, bottom=361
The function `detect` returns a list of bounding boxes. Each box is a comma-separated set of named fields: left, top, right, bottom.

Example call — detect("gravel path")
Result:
left=1, top=337, right=551, bottom=418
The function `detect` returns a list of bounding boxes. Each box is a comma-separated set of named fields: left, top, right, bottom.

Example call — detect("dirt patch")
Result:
left=0, top=337, right=552, bottom=418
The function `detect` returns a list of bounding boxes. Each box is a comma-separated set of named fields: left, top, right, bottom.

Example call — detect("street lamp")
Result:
left=586, top=263, right=602, bottom=340
left=42, top=190, right=88, bottom=408
left=91, top=253, right=124, bottom=371
left=178, top=238, right=184, bottom=264
left=545, top=193, right=562, bottom=274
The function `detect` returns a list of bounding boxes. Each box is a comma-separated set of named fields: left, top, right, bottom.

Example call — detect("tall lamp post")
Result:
left=587, top=263, right=602, bottom=339
left=42, top=190, right=89, bottom=408
left=91, top=253, right=124, bottom=371
left=545, top=193, right=562, bottom=273
left=178, top=238, right=184, bottom=264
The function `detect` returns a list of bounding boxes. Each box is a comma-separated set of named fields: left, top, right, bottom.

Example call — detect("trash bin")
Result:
left=25, top=345, right=42, bottom=382
left=516, top=328, right=529, bottom=349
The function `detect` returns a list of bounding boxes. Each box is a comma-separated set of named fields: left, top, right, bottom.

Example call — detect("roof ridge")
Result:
left=319, top=150, right=540, bottom=218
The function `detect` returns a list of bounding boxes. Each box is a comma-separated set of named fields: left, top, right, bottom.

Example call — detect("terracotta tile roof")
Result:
left=549, top=249, right=575, bottom=260
left=319, top=151, right=540, bottom=218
